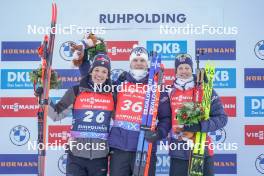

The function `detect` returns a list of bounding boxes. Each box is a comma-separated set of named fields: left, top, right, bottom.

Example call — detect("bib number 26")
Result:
left=83, top=111, right=105, bottom=123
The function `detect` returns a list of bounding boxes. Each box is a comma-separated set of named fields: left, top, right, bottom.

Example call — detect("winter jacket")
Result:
left=169, top=75, right=228, bottom=160
left=48, top=76, right=114, bottom=159
left=108, top=71, right=172, bottom=152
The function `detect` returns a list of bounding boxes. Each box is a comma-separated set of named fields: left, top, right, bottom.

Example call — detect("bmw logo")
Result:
left=9, top=125, right=30, bottom=146
left=208, top=128, right=226, bottom=144
left=111, top=69, right=125, bottom=82
left=58, top=153, right=67, bottom=174
left=255, top=154, right=264, bottom=174
left=254, top=40, right=264, bottom=60
left=59, top=41, right=77, bottom=61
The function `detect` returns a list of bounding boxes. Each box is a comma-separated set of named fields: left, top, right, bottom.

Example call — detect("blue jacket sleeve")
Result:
left=79, top=60, right=91, bottom=77
left=200, top=89, right=228, bottom=132
left=157, top=92, right=172, bottom=139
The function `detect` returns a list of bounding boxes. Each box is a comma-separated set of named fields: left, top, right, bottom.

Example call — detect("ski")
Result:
left=36, top=3, right=57, bottom=176
left=188, top=50, right=215, bottom=176
left=133, top=52, right=164, bottom=176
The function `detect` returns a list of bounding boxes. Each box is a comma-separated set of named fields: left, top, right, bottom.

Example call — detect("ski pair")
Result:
left=133, top=53, right=164, bottom=176
left=36, top=3, right=57, bottom=176
left=188, top=50, right=215, bottom=176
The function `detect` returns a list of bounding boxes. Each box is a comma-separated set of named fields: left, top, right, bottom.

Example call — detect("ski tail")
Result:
left=37, top=3, right=57, bottom=176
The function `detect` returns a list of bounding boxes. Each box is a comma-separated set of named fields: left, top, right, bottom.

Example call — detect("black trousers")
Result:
left=169, top=157, right=214, bottom=176
left=66, top=152, right=108, bottom=176
left=109, top=148, right=157, bottom=176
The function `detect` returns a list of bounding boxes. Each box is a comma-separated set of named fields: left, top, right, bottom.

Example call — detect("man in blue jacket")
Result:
left=108, top=46, right=171, bottom=176
left=169, top=54, right=228, bottom=176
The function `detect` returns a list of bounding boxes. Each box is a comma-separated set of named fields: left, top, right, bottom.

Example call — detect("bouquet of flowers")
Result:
left=176, top=102, right=205, bottom=126
left=29, top=65, right=61, bottom=89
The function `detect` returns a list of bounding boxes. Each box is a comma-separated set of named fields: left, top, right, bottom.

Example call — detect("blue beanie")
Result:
left=89, top=54, right=111, bottom=75
left=175, top=54, right=193, bottom=72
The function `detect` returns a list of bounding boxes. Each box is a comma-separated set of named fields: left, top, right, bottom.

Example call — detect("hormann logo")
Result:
left=55, top=69, right=81, bottom=89
left=1, top=41, right=41, bottom=61
left=213, top=154, right=237, bottom=174
left=195, top=40, right=236, bottom=60
left=0, top=154, right=38, bottom=174
left=106, top=41, right=138, bottom=61
left=220, top=96, right=236, bottom=117
left=163, top=69, right=175, bottom=86
left=244, top=68, right=264, bottom=88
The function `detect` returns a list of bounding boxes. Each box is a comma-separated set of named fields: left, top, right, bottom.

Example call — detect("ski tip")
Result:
left=160, top=63, right=165, bottom=70
left=51, top=2, right=57, bottom=23
left=44, top=35, right=49, bottom=42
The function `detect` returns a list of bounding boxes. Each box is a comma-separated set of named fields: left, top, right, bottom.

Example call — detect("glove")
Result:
left=183, top=123, right=201, bottom=132
left=144, top=130, right=161, bottom=143
left=34, top=87, right=43, bottom=97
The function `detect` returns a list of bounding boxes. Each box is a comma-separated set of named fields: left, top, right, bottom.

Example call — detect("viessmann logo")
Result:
left=106, top=41, right=138, bottom=61
left=48, top=125, right=71, bottom=145
left=245, top=125, right=264, bottom=145
left=0, top=97, right=39, bottom=117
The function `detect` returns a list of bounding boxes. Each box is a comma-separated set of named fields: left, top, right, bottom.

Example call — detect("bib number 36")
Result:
left=121, top=100, right=143, bottom=113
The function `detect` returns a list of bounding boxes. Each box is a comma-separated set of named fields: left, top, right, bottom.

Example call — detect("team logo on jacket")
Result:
left=208, top=128, right=226, bottom=144
left=58, top=154, right=67, bottom=174
left=9, top=125, right=30, bottom=146
left=255, top=154, right=264, bottom=174
left=59, top=41, right=76, bottom=61
left=254, top=40, right=264, bottom=60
